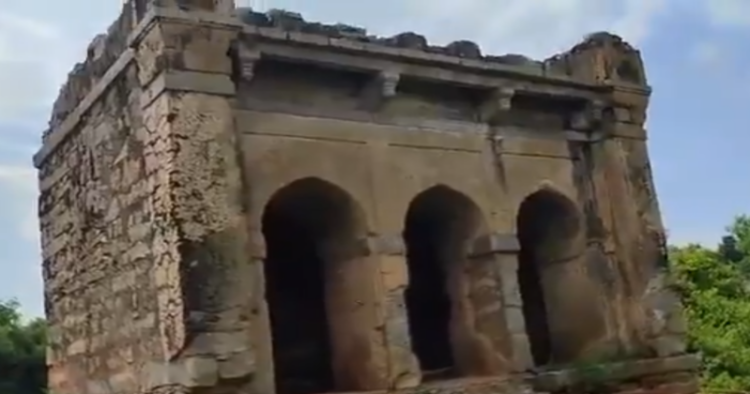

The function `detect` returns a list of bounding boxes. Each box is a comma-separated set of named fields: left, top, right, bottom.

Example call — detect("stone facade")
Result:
left=33, top=1, right=698, bottom=394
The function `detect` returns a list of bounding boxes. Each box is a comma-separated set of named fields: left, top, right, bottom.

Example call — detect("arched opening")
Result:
left=516, top=189, right=582, bottom=366
left=403, top=185, right=485, bottom=380
left=262, top=178, right=367, bottom=394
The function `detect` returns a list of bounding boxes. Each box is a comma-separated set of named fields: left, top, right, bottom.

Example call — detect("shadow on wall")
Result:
left=517, top=188, right=609, bottom=366
left=260, top=179, right=611, bottom=394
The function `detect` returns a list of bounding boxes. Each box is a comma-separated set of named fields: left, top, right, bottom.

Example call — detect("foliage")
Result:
left=0, top=299, right=47, bottom=394
left=0, top=216, right=748, bottom=393
left=671, top=215, right=750, bottom=391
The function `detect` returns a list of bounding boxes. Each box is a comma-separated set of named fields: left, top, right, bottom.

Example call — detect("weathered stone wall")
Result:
left=34, top=3, right=694, bottom=394
left=45, top=1, right=133, bottom=137
left=39, top=62, right=158, bottom=394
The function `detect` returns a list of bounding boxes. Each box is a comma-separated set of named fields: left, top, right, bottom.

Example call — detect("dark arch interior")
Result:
left=516, top=190, right=580, bottom=366
left=403, top=186, right=479, bottom=380
left=262, top=178, right=359, bottom=394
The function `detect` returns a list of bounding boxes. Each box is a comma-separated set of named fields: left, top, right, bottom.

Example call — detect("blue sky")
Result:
left=1, top=0, right=749, bottom=318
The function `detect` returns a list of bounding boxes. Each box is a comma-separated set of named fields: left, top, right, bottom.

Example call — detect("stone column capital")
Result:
left=359, top=234, right=405, bottom=256
left=469, top=232, right=519, bottom=258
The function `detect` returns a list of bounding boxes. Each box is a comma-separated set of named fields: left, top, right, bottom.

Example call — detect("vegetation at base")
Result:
left=671, top=215, right=750, bottom=391
left=0, top=299, right=46, bottom=394
left=2, top=216, right=750, bottom=392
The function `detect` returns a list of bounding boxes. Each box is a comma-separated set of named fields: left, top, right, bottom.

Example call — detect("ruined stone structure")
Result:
left=33, top=1, right=698, bottom=394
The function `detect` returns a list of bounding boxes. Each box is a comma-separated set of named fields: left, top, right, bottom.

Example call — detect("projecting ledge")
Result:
left=245, top=40, right=609, bottom=102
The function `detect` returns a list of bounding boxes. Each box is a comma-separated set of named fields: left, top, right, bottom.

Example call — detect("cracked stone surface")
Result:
left=36, top=1, right=694, bottom=394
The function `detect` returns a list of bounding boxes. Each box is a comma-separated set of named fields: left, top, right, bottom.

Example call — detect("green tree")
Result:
left=0, top=299, right=47, bottom=394
left=671, top=215, right=750, bottom=391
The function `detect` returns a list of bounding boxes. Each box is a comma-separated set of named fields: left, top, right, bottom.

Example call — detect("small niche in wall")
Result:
left=382, top=77, right=485, bottom=122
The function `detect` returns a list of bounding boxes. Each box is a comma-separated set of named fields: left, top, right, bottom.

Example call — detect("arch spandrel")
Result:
left=247, top=173, right=376, bottom=238
left=379, top=180, right=498, bottom=236
left=239, top=133, right=377, bottom=234
left=508, top=181, right=582, bottom=235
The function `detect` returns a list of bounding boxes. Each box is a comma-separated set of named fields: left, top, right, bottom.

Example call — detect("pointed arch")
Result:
left=516, top=187, right=605, bottom=365
left=261, top=177, right=374, bottom=394
left=403, top=185, right=504, bottom=379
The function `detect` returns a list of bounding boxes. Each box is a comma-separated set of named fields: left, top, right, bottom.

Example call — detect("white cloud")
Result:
left=0, top=11, right=70, bottom=127
left=0, top=164, right=35, bottom=190
left=0, top=164, right=38, bottom=242
left=689, top=41, right=724, bottom=68
left=0, top=0, right=675, bottom=133
left=702, top=0, right=750, bottom=28
left=0, top=12, right=58, bottom=41
left=396, top=0, right=668, bottom=57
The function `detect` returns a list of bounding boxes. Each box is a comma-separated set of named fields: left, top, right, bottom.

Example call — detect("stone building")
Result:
left=33, top=1, right=698, bottom=394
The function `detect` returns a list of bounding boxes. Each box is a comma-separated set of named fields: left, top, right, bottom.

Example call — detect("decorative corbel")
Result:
left=571, top=99, right=606, bottom=131
left=361, top=70, right=400, bottom=110
left=233, top=41, right=261, bottom=85
left=479, top=87, right=515, bottom=124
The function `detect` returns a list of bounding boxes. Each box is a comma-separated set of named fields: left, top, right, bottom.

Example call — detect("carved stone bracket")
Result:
left=571, top=99, right=606, bottom=131
left=361, top=70, right=401, bottom=110
left=479, top=87, right=515, bottom=124
left=469, top=232, right=520, bottom=258
left=233, top=42, right=261, bottom=84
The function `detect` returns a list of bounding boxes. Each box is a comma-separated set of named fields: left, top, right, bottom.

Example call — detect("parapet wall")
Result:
left=235, top=8, right=646, bottom=85
left=45, top=1, right=134, bottom=138
left=39, top=5, right=648, bottom=150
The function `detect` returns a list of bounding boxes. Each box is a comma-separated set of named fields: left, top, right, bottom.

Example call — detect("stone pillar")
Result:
left=601, top=86, right=688, bottom=357
left=129, top=4, right=258, bottom=393
left=368, top=234, right=422, bottom=389
left=470, top=232, right=533, bottom=372
left=247, top=230, right=275, bottom=394
left=569, top=100, right=631, bottom=360
left=555, top=32, right=688, bottom=359
left=316, top=236, right=390, bottom=391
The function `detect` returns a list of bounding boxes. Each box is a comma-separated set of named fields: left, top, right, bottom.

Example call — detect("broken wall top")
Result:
left=43, top=3, right=648, bottom=142
left=236, top=8, right=643, bottom=78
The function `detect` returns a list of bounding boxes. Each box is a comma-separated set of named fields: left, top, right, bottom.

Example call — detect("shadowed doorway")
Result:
left=402, top=185, right=485, bottom=380
left=516, top=189, right=582, bottom=366
left=262, top=177, right=369, bottom=394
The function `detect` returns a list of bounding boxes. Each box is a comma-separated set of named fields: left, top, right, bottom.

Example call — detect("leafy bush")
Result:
left=0, top=299, right=46, bottom=394
left=671, top=215, right=750, bottom=391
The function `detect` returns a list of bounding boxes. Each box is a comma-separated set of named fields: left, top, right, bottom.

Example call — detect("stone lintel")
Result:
left=610, top=123, right=647, bottom=140
left=140, top=70, right=236, bottom=109
left=317, top=234, right=405, bottom=261
left=469, top=232, right=519, bottom=257
left=33, top=49, right=135, bottom=168
left=604, top=82, right=651, bottom=106
left=251, top=40, right=608, bottom=103
left=479, top=87, right=515, bottom=124
left=592, top=122, right=647, bottom=142
left=127, top=5, right=243, bottom=48
left=361, top=234, right=405, bottom=256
